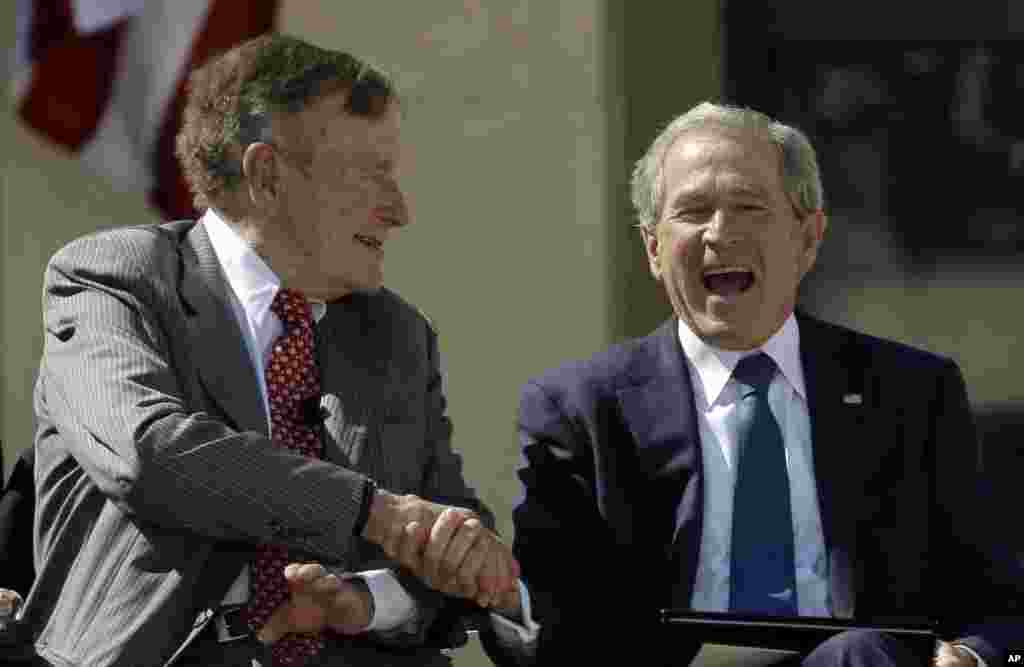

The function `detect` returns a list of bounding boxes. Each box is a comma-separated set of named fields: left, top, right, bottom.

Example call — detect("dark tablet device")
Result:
left=659, top=610, right=937, bottom=659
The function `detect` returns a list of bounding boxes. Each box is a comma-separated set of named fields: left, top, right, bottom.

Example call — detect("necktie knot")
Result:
left=271, top=288, right=313, bottom=328
left=732, top=352, right=776, bottom=396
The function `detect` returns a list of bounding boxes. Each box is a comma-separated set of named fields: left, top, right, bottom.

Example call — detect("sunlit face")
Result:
left=269, top=93, right=408, bottom=299
left=644, top=128, right=826, bottom=350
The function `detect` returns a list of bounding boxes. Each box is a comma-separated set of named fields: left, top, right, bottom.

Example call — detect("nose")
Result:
left=702, top=208, right=740, bottom=246
left=375, top=176, right=410, bottom=227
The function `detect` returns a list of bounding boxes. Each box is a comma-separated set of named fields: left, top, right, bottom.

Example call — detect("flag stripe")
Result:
left=71, top=0, right=149, bottom=34
left=79, top=0, right=215, bottom=196
left=16, top=0, right=280, bottom=221
left=18, top=1, right=127, bottom=151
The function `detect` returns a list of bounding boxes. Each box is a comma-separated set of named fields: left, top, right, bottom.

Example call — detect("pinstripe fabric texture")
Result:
left=25, top=221, right=490, bottom=666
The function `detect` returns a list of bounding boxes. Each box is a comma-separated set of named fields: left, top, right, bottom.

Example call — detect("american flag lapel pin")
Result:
left=843, top=393, right=863, bottom=405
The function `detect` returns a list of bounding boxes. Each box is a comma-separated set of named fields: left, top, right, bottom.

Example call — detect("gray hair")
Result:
left=630, top=102, right=825, bottom=231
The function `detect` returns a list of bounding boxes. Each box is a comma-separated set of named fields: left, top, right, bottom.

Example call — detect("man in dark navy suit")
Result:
left=478, top=103, right=1022, bottom=667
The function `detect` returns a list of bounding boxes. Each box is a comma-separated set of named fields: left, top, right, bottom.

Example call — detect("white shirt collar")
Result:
left=677, top=314, right=806, bottom=406
left=202, top=208, right=326, bottom=323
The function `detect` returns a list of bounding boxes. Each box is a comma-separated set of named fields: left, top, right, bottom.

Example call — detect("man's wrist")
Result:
left=360, top=485, right=400, bottom=546
left=334, top=575, right=374, bottom=632
left=491, top=585, right=523, bottom=620
left=488, top=580, right=540, bottom=649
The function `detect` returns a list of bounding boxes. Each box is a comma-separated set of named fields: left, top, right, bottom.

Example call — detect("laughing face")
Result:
left=644, top=127, right=826, bottom=350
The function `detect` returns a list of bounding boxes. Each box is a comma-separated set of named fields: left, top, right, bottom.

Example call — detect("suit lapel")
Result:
left=614, top=319, right=704, bottom=606
left=798, top=311, right=866, bottom=619
left=179, top=222, right=268, bottom=436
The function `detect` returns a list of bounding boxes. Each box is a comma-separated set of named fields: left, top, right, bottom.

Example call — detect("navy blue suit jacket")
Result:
left=492, top=313, right=1022, bottom=666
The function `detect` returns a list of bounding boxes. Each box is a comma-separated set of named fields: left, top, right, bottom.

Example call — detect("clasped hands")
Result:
left=261, top=492, right=520, bottom=641
left=371, top=493, right=521, bottom=614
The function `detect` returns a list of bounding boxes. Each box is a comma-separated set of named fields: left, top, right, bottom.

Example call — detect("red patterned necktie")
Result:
left=246, top=288, right=325, bottom=665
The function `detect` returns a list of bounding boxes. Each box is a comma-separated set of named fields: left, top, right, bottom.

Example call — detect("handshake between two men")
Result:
left=255, top=489, right=521, bottom=644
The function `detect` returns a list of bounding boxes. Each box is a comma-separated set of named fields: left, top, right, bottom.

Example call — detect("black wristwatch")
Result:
left=353, top=477, right=377, bottom=537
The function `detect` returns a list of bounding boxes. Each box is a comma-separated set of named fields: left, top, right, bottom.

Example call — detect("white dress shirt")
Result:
left=204, top=209, right=538, bottom=644
left=677, top=316, right=831, bottom=616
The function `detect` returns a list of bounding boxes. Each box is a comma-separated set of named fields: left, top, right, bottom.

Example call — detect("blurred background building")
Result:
left=3, top=1, right=1021, bottom=665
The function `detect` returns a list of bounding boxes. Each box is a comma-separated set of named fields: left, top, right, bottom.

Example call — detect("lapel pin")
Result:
left=843, top=393, right=863, bottom=405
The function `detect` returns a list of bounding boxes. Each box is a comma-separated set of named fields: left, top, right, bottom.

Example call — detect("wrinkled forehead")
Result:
left=277, top=89, right=401, bottom=159
left=662, top=127, right=786, bottom=199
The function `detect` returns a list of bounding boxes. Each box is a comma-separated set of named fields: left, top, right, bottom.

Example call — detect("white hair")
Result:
left=630, top=101, right=825, bottom=231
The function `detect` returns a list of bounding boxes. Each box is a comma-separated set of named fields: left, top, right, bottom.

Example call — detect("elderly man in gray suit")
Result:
left=19, top=34, right=533, bottom=667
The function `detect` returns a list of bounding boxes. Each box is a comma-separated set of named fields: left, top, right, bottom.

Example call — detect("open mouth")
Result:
left=354, top=234, right=382, bottom=251
left=702, top=267, right=755, bottom=297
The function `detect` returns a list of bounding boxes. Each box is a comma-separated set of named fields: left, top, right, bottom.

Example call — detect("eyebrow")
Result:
left=667, top=183, right=772, bottom=208
left=720, top=182, right=774, bottom=200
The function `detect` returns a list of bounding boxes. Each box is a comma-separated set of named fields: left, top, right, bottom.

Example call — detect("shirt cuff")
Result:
left=489, top=579, right=540, bottom=651
left=356, top=569, right=418, bottom=633
left=952, top=643, right=987, bottom=667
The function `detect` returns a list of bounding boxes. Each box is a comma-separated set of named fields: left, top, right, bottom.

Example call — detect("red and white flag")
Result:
left=14, top=0, right=280, bottom=221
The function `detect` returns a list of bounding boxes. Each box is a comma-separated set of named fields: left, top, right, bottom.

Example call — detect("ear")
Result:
left=242, top=142, right=279, bottom=208
left=642, top=226, right=663, bottom=280
left=798, top=209, right=828, bottom=278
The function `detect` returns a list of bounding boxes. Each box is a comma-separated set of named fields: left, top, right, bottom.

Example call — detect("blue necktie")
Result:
left=729, top=352, right=798, bottom=615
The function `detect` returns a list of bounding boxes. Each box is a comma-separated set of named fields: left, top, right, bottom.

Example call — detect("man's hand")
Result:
left=256, top=563, right=373, bottom=644
left=395, top=511, right=520, bottom=609
left=934, top=642, right=978, bottom=667
left=361, top=491, right=475, bottom=558
left=360, top=490, right=520, bottom=607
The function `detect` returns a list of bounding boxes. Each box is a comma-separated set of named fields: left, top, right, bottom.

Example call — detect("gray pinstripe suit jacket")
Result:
left=23, top=220, right=491, bottom=666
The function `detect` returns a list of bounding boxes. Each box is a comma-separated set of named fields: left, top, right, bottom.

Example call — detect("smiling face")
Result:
left=250, top=91, right=408, bottom=300
left=644, top=127, right=826, bottom=350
